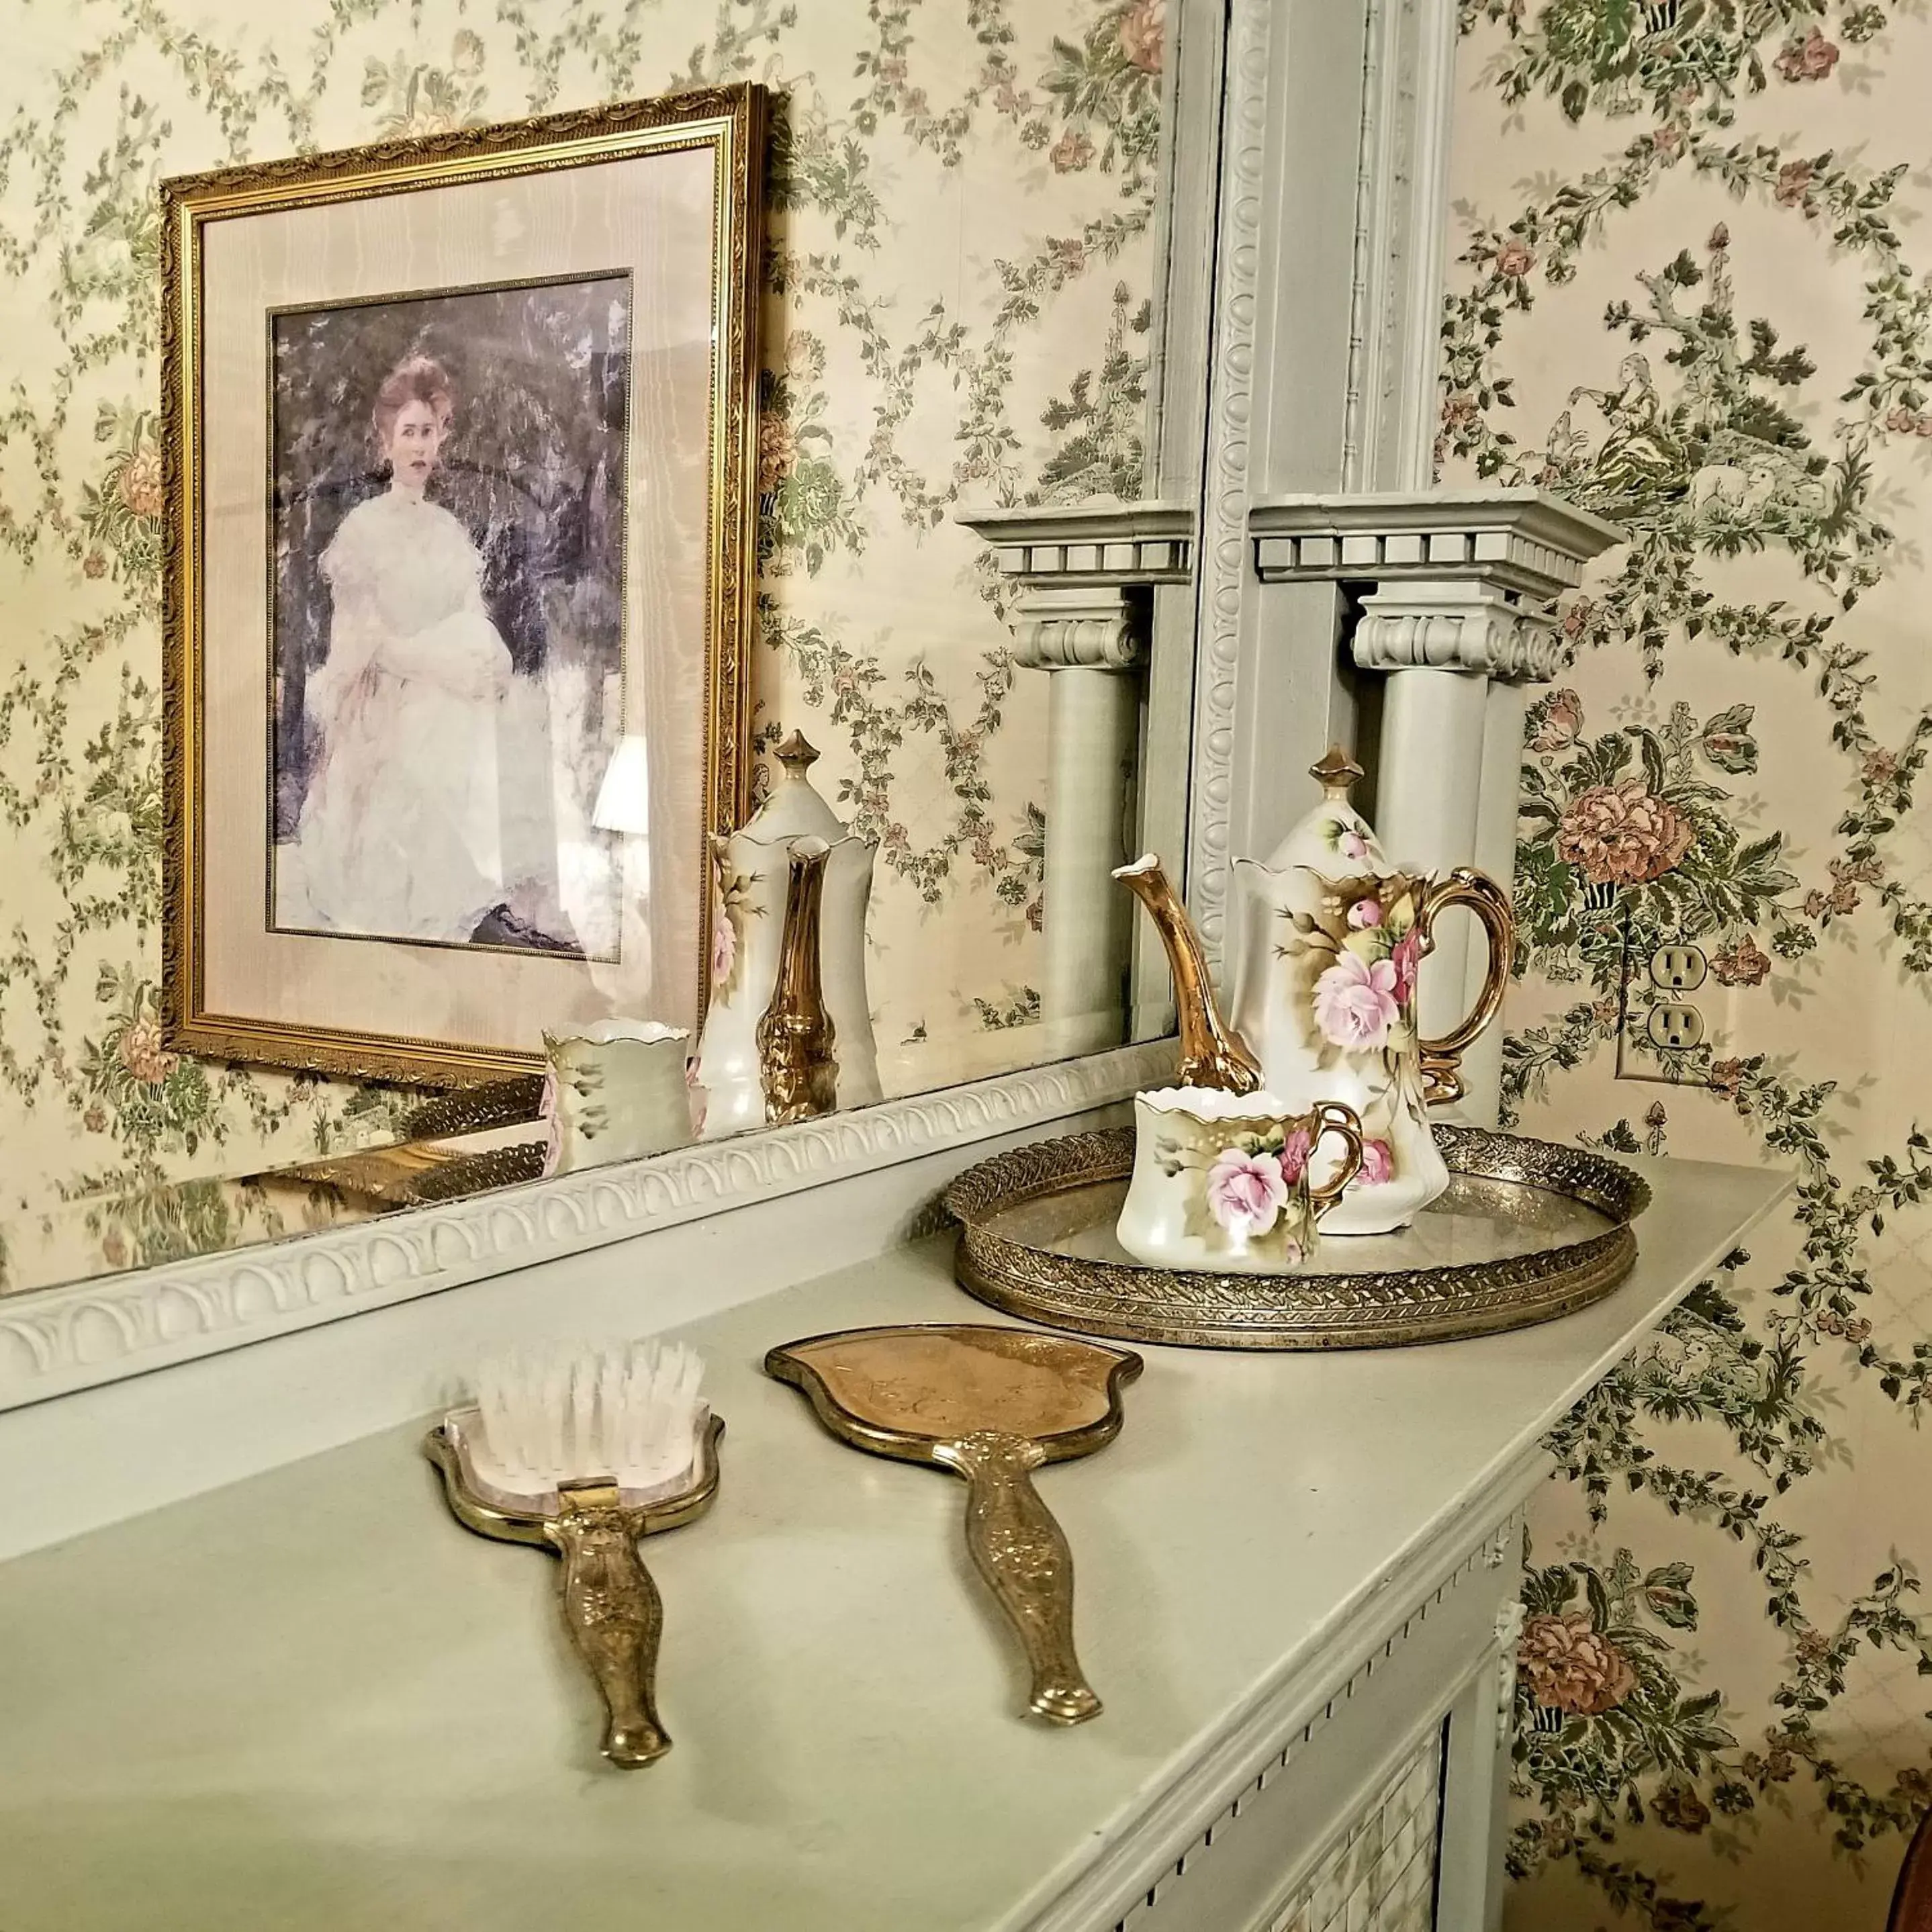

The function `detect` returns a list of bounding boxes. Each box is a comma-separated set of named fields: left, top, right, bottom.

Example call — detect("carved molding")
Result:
left=955, top=504, right=1194, bottom=587
left=1250, top=487, right=1624, bottom=599
left=1494, top=1596, right=1528, bottom=1728
left=1184, top=0, right=1272, bottom=967
left=1103, top=1504, right=1522, bottom=1932
left=0, top=1039, right=1177, bottom=1412
left=1009, top=585, right=1149, bottom=672
left=1351, top=581, right=1563, bottom=682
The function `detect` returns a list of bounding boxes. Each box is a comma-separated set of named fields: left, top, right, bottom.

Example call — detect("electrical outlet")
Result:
left=1617, top=922, right=1715, bottom=1085
left=1618, top=918, right=1775, bottom=1085
left=1649, top=945, right=1708, bottom=993
left=1645, top=1002, right=1705, bottom=1052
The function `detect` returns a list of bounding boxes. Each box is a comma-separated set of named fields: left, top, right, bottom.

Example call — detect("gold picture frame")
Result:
left=162, top=85, right=764, bottom=1085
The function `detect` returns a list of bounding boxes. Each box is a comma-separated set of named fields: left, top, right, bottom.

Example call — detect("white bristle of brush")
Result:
left=467, top=1340, right=707, bottom=1502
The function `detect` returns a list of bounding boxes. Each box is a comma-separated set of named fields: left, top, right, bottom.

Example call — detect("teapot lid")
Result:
left=739, top=730, right=848, bottom=846
left=1261, top=745, right=1389, bottom=873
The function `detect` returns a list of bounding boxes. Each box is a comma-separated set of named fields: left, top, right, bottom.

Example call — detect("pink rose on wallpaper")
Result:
left=1205, top=1145, right=1287, bottom=1238
left=1117, top=0, right=1164, bottom=75
left=1049, top=130, right=1093, bottom=173
left=1530, top=687, right=1582, bottom=752
left=1776, top=28, right=1840, bottom=83
left=1711, top=933, right=1772, bottom=987
left=1494, top=238, right=1535, bottom=277
left=1389, top=927, right=1424, bottom=1008
left=757, top=414, right=798, bottom=492
left=1518, top=1612, right=1638, bottom=1716
left=1347, top=897, right=1383, bottom=930
left=1277, top=1125, right=1314, bottom=1185
left=117, top=1015, right=176, bottom=1085
left=1357, top=1140, right=1395, bottom=1187
left=1774, top=158, right=1815, bottom=208
left=1556, top=779, right=1695, bottom=886
left=1313, top=952, right=1401, bottom=1048
left=116, top=445, right=163, bottom=521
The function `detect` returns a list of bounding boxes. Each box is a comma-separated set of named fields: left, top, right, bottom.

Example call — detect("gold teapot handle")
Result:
left=1305, top=1101, right=1365, bottom=1214
left=1414, top=868, right=1515, bottom=1107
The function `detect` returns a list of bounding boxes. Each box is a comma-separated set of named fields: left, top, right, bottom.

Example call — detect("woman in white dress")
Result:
left=286, top=355, right=518, bottom=944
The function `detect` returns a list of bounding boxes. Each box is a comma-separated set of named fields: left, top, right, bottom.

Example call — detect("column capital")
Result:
left=1005, top=584, right=1147, bottom=672
left=1350, top=580, right=1563, bottom=680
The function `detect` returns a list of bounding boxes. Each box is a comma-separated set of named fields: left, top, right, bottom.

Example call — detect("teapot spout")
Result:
left=1113, top=855, right=1263, bottom=1095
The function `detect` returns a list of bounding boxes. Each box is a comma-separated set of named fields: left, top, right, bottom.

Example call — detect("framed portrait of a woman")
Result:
left=162, top=86, right=763, bottom=1084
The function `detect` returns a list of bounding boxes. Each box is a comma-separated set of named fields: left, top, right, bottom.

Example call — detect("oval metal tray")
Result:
left=945, top=1123, right=1649, bottom=1350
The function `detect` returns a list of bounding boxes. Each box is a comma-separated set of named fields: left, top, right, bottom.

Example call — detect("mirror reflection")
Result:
left=0, top=7, right=1179, bottom=1303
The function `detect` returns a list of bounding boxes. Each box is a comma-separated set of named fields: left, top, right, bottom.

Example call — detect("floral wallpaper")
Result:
left=1444, top=3, right=1932, bottom=1927
left=0, top=0, right=1162, bottom=1259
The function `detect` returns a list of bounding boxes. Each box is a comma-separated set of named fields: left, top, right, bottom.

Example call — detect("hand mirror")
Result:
left=764, top=1322, right=1142, bottom=1724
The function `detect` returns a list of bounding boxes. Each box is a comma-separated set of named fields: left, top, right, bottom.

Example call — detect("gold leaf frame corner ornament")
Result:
left=160, top=84, right=766, bottom=1087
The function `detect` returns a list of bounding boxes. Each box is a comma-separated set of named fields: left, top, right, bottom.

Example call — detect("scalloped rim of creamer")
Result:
left=1135, top=1085, right=1299, bottom=1122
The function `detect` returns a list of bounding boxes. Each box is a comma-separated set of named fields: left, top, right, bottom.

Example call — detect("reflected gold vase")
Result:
left=757, top=837, right=839, bottom=1125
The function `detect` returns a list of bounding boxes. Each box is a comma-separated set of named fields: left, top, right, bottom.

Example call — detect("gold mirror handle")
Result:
left=1304, top=1101, right=1365, bottom=1213
left=545, top=1481, right=672, bottom=1767
left=1414, top=868, right=1516, bottom=1107
left=933, top=1429, right=1102, bottom=1726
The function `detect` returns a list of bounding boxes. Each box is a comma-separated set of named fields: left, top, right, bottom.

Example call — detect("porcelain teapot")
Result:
left=694, top=731, right=880, bottom=1138
left=1117, top=749, right=1512, bottom=1236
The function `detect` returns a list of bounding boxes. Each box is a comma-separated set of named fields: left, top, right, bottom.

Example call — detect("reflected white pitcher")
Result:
left=694, top=731, right=880, bottom=1137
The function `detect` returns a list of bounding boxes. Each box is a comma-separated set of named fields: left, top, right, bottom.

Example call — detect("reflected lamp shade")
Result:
left=592, top=734, right=651, bottom=836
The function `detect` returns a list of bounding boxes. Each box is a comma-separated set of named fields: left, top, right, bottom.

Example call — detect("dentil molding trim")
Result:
left=1250, top=487, right=1624, bottom=598
left=0, top=1038, right=1177, bottom=1412
left=954, top=502, right=1195, bottom=586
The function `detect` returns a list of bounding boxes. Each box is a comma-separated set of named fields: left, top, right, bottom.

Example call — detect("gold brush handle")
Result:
left=545, top=1480, right=671, bottom=1767
left=934, top=1430, right=1101, bottom=1725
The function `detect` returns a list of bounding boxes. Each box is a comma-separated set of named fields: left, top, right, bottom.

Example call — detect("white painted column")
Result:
left=1458, top=678, right=1530, bottom=1122
left=954, top=507, right=1195, bottom=1061
left=1011, top=586, right=1145, bottom=1059
left=1351, top=579, right=1543, bottom=1058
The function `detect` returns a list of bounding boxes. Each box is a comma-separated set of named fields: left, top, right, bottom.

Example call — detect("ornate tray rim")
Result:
left=944, top=1124, right=1651, bottom=1352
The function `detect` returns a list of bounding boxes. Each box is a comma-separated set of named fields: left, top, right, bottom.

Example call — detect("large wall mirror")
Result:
left=0, top=3, right=1196, bottom=1307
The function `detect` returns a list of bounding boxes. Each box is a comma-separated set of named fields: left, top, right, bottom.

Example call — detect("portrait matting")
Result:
left=161, top=87, right=763, bottom=1085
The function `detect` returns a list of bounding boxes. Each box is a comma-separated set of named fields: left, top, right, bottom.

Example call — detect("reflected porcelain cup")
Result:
left=1115, top=1087, right=1365, bottom=1275
left=541, top=1020, right=694, bottom=1176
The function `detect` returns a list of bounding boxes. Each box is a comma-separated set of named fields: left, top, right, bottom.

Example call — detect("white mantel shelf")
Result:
left=0, top=1152, right=1788, bottom=1932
